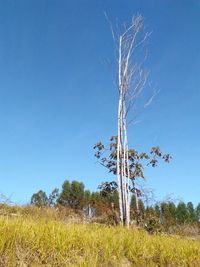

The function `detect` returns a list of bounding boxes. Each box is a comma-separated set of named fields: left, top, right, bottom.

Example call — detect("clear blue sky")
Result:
left=0, top=0, right=199, bottom=205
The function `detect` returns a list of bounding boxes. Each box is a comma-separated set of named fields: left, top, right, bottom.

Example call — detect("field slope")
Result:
left=0, top=217, right=200, bottom=266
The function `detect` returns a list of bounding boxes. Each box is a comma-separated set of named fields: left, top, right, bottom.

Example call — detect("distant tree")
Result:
left=48, top=188, right=59, bottom=207
left=160, top=202, right=176, bottom=226
left=186, top=202, right=196, bottom=223
left=58, top=180, right=85, bottom=209
left=70, top=180, right=85, bottom=209
left=131, top=195, right=145, bottom=222
left=145, top=206, right=156, bottom=217
left=98, top=181, right=118, bottom=198
left=130, top=195, right=139, bottom=216
left=176, top=202, right=189, bottom=223
left=97, top=181, right=119, bottom=209
left=138, top=199, right=145, bottom=217
left=90, top=192, right=101, bottom=205
left=31, top=190, right=49, bottom=207
left=89, top=191, right=105, bottom=215
left=168, top=202, right=177, bottom=217
left=154, top=204, right=161, bottom=218
left=83, top=190, right=91, bottom=206
left=58, top=180, right=71, bottom=206
left=107, top=190, right=119, bottom=208
left=195, top=203, right=200, bottom=221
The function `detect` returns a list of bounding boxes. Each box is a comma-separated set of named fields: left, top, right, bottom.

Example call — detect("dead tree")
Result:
left=115, top=15, right=151, bottom=227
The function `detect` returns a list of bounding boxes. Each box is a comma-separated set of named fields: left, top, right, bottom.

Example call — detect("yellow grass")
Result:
left=0, top=214, right=200, bottom=267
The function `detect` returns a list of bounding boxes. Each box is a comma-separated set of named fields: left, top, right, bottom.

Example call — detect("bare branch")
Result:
left=109, top=14, right=155, bottom=227
left=104, top=12, right=116, bottom=41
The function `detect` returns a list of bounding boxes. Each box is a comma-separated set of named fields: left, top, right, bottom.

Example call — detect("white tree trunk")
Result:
left=116, top=15, right=148, bottom=227
left=118, top=36, right=130, bottom=227
left=123, top=110, right=130, bottom=227
left=117, top=36, right=124, bottom=224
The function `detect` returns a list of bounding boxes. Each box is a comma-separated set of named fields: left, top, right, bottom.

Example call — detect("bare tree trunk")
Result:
left=117, top=35, right=124, bottom=224
left=115, top=15, right=149, bottom=227
left=117, top=96, right=124, bottom=224
left=123, top=107, right=130, bottom=227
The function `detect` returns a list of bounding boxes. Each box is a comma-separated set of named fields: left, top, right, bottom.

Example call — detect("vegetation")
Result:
left=99, top=13, right=172, bottom=226
left=29, top=180, right=200, bottom=235
left=94, top=137, right=171, bottom=213
left=0, top=207, right=200, bottom=266
left=0, top=181, right=199, bottom=266
left=0, top=12, right=197, bottom=267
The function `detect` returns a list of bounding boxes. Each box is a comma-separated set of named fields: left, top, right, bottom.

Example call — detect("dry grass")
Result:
left=0, top=211, right=200, bottom=267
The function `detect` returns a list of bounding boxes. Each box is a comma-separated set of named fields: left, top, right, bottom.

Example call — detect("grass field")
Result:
left=0, top=214, right=200, bottom=267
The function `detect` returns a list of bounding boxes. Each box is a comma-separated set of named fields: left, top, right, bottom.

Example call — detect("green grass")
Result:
left=0, top=215, right=200, bottom=266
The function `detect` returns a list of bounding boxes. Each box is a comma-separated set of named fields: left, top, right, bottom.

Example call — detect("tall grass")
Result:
left=0, top=215, right=200, bottom=266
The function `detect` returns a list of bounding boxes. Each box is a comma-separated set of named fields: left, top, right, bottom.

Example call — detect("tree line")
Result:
left=31, top=180, right=200, bottom=228
left=31, top=180, right=118, bottom=215
left=131, top=195, right=200, bottom=230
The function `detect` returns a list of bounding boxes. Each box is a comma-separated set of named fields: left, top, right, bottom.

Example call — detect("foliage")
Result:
left=98, top=181, right=118, bottom=197
left=30, top=190, right=49, bottom=207
left=196, top=203, right=200, bottom=221
left=187, top=202, right=196, bottom=222
left=176, top=202, right=189, bottom=223
left=83, top=190, right=91, bottom=206
left=30, top=180, right=200, bottom=233
left=48, top=188, right=59, bottom=207
left=58, top=180, right=85, bottom=209
left=94, top=136, right=171, bottom=195
left=130, top=195, right=145, bottom=222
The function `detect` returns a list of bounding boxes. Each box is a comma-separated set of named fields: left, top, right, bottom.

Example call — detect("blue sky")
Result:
left=0, top=0, right=199, bottom=205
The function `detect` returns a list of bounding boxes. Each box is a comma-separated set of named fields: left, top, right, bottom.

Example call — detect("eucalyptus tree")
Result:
left=96, top=14, right=161, bottom=226
left=114, top=15, right=153, bottom=227
left=48, top=188, right=59, bottom=207
left=94, top=13, right=172, bottom=226
left=94, top=137, right=171, bottom=226
left=31, top=190, right=49, bottom=207
left=58, top=180, right=85, bottom=209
